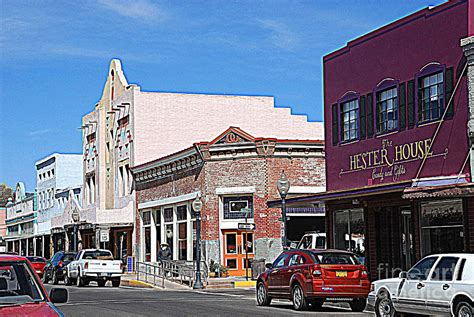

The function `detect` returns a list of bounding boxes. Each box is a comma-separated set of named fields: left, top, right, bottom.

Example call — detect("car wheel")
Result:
left=456, top=300, right=473, bottom=317
left=77, top=269, right=84, bottom=287
left=98, top=280, right=106, bottom=287
left=256, top=282, right=271, bottom=306
left=292, top=284, right=308, bottom=311
left=350, top=298, right=367, bottom=312
left=112, top=279, right=121, bottom=288
left=52, top=270, right=59, bottom=285
left=375, top=292, right=396, bottom=317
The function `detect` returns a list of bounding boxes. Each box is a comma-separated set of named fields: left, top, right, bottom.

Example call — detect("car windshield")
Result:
left=0, top=261, right=45, bottom=306
left=26, top=257, right=46, bottom=263
left=63, top=254, right=75, bottom=262
left=83, top=250, right=113, bottom=260
left=313, top=252, right=360, bottom=265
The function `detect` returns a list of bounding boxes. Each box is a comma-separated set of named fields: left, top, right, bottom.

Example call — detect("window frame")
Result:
left=415, top=64, right=446, bottom=125
left=337, top=92, right=360, bottom=144
left=374, top=79, right=400, bottom=135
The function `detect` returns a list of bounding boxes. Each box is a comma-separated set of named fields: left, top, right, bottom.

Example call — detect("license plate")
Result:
left=336, top=271, right=347, bottom=277
left=101, top=273, right=108, bottom=277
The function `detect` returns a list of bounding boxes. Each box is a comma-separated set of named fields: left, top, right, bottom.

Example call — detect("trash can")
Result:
left=251, top=258, right=266, bottom=279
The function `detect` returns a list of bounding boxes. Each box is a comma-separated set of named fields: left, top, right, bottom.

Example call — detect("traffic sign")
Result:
left=238, top=223, right=256, bottom=230
left=100, top=230, right=109, bottom=242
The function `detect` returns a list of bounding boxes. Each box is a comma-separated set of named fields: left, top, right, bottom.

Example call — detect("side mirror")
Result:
left=265, top=263, right=273, bottom=269
left=399, top=271, right=407, bottom=279
left=49, top=288, right=68, bottom=303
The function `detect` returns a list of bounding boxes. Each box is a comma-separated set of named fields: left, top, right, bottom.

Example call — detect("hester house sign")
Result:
left=341, top=137, right=448, bottom=184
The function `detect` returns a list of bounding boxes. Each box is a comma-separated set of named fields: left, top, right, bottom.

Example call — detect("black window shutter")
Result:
left=360, top=96, right=366, bottom=139
left=331, top=103, right=339, bottom=145
left=399, top=82, right=406, bottom=130
left=407, top=80, right=415, bottom=128
left=445, top=67, right=454, bottom=119
left=367, top=93, right=374, bottom=137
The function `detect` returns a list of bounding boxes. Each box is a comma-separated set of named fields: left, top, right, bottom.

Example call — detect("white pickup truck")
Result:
left=65, top=249, right=122, bottom=287
left=368, top=253, right=474, bottom=317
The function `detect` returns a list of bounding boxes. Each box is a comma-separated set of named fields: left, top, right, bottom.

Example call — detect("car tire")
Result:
left=309, top=299, right=324, bottom=310
left=64, top=275, right=72, bottom=286
left=350, top=298, right=367, bottom=312
left=98, top=280, right=106, bottom=287
left=77, top=269, right=85, bottom=287
left=112, top=279, right=121, bottom=287
left=292, top=284, right=308, bottom=311
left=375, top=292, right=396, bottom=317
left=455, top=300, right=473, bottom=317
left=256, top=282, right=271, bottom=306
left=52, top=270, right=59, bottom=285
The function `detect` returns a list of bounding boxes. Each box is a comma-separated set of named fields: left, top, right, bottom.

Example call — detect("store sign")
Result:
left=340, top=138, right=448, bottom=183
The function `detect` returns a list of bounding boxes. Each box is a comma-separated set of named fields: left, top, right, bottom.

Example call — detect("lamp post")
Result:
left=71, top=209, right=80, bottom=252
left=192, top=195, right=204, bottom=289
left=276, top=171, right=290, bottom=250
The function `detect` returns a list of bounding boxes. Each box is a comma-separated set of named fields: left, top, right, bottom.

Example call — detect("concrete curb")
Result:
left=233, top=281, right=256, bottom=288
left=121, top=279, right=155, bottom=288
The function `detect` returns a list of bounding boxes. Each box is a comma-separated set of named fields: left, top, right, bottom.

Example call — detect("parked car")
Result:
left=65, top=249, right=122, bottom=287
left=368, top=253, right=474, bottom=317
left=0, top=254, right=68, bottom=316
left=256, top=249, right=370, bottom=311
left=43, top=251, right=76, bottom=285
left=296, top=232, right=327, bottom=249
left=26, top=256, right=47, bottom=278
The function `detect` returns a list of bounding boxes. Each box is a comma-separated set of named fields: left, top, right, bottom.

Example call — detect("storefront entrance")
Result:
left=222, top=230, right=254, bottom=277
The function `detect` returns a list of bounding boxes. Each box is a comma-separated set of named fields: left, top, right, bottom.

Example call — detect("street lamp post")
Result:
left=192, top=195, right=204, bottom=289
left=276, top=171, right=291, bottom=250
left=71, top=209, right=80, bottom=252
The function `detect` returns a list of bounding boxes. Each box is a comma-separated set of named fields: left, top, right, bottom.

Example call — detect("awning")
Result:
left=402, top=182, right=474, bottom=199
left=268, top=181, right=411, bottom=208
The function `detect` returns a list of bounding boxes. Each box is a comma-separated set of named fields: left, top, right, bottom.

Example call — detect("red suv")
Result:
left=256, top=249, right=370, bottom=311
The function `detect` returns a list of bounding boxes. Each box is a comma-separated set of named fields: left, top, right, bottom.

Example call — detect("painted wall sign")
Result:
left=340, top=138, right=448, bottom=183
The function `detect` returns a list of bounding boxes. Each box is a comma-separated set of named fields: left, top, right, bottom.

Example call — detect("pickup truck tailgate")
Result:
left=84, top=260, right=122, bottom=273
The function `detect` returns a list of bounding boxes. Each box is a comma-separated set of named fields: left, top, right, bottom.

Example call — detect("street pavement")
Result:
left=45, top=283, right=373, bottom=317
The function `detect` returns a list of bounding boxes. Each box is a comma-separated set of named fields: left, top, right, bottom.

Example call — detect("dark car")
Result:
left=256, top=249, right=370, bottom=311
left=43, top=251, right=76, bottom=285
left=26, top=256, right=47, bottom=278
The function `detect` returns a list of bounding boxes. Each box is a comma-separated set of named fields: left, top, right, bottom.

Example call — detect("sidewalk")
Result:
left=121, top=273, right=256, bottom=290
left=121, top=273, right=190, bottom=290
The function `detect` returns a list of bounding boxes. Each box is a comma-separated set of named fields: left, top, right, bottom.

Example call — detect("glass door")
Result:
left=222, top=230, right=255, bottom=277
left=400, top=208, right=414, bottom=271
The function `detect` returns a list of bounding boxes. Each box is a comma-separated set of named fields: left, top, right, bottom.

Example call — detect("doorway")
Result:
left=222, top=230, right=254, bottom=277
left=400, top=208, right=414, bottom=271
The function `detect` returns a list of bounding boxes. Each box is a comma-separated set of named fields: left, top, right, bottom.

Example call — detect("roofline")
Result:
left=35, top=152, right=82, bottom=167
left=324, top=0, right=466, bottom=62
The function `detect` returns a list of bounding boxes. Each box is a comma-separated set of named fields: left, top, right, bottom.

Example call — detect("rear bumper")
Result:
left=83, top=272, right=122, bottom=279
left=307, top=281, right=370, bottom=300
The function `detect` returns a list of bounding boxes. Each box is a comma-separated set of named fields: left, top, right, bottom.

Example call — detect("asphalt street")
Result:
left=45, top=283, right=373, bottom=317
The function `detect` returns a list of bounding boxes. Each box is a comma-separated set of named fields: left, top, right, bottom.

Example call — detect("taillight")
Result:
left=58, top=261, right=63, bottom=267
left=84, top=262, right=89, bottom=269
left=361, top=270, right=368, bottom=279
left=311, top=265, right=322, bottom=277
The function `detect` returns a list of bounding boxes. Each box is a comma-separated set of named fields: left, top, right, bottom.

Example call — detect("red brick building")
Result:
left=132, top=127, right=325, bottom=276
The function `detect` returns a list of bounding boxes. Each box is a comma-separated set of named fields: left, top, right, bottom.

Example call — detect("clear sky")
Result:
left=0, top=0, right=444, bottom=191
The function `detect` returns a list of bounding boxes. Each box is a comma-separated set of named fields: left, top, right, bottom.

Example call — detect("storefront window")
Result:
left=144, top=227, right=151, bottom=262
left=178, top=223, right=187, bottom=260
left=334, top=209, right=365, bottom=261
left=421, top=200, right=464, bottom=256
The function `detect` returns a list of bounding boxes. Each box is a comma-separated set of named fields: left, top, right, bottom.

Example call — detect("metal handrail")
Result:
left=136, top=260, right=208, bottom=289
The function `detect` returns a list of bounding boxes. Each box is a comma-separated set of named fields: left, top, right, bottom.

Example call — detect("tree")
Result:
left=0, top=184, right=13, bottom=207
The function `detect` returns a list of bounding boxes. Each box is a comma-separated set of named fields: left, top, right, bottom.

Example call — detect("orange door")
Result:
left=223, top=230, right=254, bottom=277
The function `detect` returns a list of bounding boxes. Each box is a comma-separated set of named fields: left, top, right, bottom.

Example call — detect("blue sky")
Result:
left=0, top=0, right=444, bottom=190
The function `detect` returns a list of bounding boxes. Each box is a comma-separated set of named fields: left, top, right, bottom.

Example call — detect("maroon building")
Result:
left=272, top=0, right=474, bottom=280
